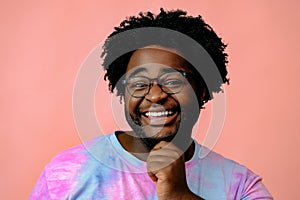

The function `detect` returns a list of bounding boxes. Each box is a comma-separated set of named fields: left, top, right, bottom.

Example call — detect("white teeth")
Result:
left=145, top=110, right=174, bottom=117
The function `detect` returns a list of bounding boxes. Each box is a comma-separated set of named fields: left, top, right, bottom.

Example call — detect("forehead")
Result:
left=126, top=46, right=192, bottom=76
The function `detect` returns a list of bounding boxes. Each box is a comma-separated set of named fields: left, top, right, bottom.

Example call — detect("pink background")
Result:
left=1, top=1, right=299, bottom=199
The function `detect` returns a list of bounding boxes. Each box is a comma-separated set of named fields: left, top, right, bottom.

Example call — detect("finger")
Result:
left=149, top=148, right=182, bottom=160
left=152, top=141, right=184, bottom=154
left=147, top=161, right=167, bottom=174
left=150, top=142, right=183, bottom=157
left=148, top=145, right=184, bottom=171
left=152, top=141, right=176, bottom=150
left=147, top=155, right=177, bottom=166
left=147, top=171, right=158, bottom=182
left=147, top=157, right=177, bottom=172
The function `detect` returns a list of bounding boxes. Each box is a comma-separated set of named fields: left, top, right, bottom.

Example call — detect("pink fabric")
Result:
left=30, top=133, right=273, bottom=199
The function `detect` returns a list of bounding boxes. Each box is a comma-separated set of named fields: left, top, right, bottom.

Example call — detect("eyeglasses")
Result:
left=122, top=71, right=190, bottom=98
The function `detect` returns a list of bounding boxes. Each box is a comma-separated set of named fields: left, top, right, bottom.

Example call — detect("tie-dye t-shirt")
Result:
left=30, top=133, right=273, bottom=200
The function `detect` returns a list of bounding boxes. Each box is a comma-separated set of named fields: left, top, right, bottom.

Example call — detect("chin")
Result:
left=143, top=123, right=179, bottom=138
left=139, top=131, right=176, bottom=151
left=125, top=108, right=192, bottom=150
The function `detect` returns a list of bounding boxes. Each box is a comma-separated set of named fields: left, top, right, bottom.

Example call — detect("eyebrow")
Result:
left=126, top=68, right=148, bottom=78
left=126, top=67, right=186, bottom=78
left=161, top=68, right=182, bottom=73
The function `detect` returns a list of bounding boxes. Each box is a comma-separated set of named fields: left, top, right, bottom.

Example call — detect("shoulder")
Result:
left=44, top=135, right=112, bottom=184
left=197, top=145, right=257, bottom=182
left=192, top=143, right=247, bottom=173
left=44, top=134, right=112, bottom=173
left=191, top=143, right=273, bottom=199
left=30, top=134, right=113, bottom=199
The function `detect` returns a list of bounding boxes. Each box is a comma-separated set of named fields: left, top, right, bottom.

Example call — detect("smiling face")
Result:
left=123, top=46, right=201, bottom=150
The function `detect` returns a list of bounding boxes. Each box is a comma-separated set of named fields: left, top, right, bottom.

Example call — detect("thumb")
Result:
left=147, top=171, right=158, bottom=182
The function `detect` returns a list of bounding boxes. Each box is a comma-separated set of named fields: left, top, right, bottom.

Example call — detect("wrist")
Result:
left=160, top=189, right=203, bottom=200
left=181, top=191, right=205, bottom=200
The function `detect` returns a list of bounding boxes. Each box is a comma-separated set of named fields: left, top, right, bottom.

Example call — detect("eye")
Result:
left=132, top=82, right=148, bottom=88
left=160, top=72, right=186, bottom=88
left=127, top=78, right=149, bottom=90
left=163, top=79, right=184, bottom=87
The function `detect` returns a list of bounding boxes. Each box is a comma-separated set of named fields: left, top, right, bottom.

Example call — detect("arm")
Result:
left=147, top=141, right=204, bottom=200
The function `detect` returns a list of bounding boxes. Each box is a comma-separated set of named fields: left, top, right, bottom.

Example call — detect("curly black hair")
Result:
left=101, top=8, right=229, bottom=107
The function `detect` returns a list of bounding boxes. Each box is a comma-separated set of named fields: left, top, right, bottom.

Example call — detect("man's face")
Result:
left=123, top=46, right=200, bottom=150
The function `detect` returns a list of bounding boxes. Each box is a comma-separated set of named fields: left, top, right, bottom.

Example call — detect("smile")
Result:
left=144, top=110, right=175, bottom=117
left=140, top=108, right=179, bottom=126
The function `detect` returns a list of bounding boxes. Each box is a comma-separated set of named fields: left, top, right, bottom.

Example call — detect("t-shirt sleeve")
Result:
left=28, top=144, right=91, bottom=200
left=29, top=170, right=51, bottom=200
left=241, top=169, right=273, bottom=200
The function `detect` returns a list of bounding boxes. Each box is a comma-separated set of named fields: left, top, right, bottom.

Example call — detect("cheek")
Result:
left=177, top=88, right=200, bottom=127
left=178, top=86, right=200, bottom=109
left=124, top=95, right=141, bottom=115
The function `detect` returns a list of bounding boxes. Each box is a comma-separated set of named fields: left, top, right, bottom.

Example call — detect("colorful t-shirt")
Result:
left=30, top=133, right=273, bottom=199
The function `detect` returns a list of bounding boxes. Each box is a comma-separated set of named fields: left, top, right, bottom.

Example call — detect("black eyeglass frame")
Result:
left=122, top=70, right=193, bottom=98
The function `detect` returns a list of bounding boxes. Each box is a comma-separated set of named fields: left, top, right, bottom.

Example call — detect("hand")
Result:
left=146, top=141, right=194, bottom=199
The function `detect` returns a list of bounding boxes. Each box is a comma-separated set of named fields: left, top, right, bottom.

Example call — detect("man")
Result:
left=30, top=9, right=273, bottom=199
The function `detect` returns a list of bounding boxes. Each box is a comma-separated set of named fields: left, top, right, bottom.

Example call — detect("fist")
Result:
left=146, top=141, right=190, bottom=199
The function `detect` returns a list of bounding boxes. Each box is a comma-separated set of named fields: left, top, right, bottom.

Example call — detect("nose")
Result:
left=145, top=83, right=168, bottom=103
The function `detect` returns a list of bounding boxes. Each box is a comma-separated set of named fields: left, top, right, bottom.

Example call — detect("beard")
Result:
left=124, top=105, right=199, bottom=152
left=125, top=107, right=172, bottom=151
